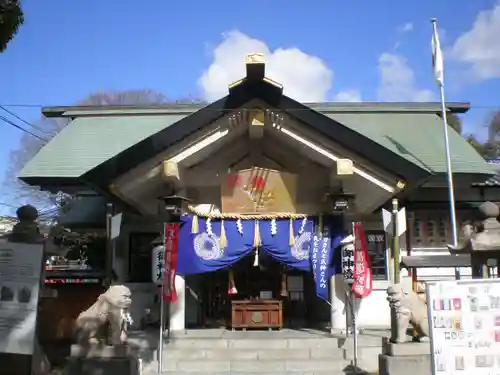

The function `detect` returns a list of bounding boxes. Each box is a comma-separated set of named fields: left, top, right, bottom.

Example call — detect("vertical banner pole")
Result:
left=392, top=199, right=400, bottom=284
left=431, top=18, right=460, bottom=280
left=351, top=221, right=358, bottom=369
left=351, top=291, right=358, bottom=369
left=345, top=290, right=350, bottom=338
left=158, top=284, right=165, bottom=374
left=158, top=223, right=166, bottom=374
left=105, top=203, right=114, bottom=287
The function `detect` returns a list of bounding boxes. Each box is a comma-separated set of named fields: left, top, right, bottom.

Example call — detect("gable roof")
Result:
left=19, top=81, right=493, bottom=198
left=19, top=114, right=187, bottom=180
left=325, top=111, right=488, bottom=174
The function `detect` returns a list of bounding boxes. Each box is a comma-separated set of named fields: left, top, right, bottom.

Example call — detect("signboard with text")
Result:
left=426, top=279, right=500, bottom=375
left=152, top=245, right=164, bottom=285
left=0, top=241, right=44, bottom=355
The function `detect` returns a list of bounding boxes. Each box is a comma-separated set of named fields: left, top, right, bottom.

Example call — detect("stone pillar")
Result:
left=0, top=205, right=51, bottom=375
left=330, top=274, right=347, bottom=332
left=169, top=275, right=186, bottom=332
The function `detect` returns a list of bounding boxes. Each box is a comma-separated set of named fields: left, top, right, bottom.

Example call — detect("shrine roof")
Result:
left=19, top=84, right=493, bottom=197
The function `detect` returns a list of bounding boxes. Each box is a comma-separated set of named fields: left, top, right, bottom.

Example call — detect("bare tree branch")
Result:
left=2, top=90, right=203, bottom=217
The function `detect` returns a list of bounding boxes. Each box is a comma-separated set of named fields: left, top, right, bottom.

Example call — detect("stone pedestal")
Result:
left=378, top=339, right=431, bottom=375
left=65, top=345, right=139, bottom=375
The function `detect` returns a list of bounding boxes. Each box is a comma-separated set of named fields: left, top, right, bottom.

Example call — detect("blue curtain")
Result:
left=176, top=215, right=344, bottom=282
left=259, top=218, right=314, bottom=271
left=177, top=216, right=253, bottom=275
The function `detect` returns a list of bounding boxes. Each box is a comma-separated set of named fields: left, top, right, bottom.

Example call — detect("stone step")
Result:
left=158, top=347, right=346, bottom=360
left=153, top=372, right=369, bottom=375
left=149, top=349, right=377, bottom=373
left=164, top=337, right=343, bottom=350
left=337, top=335, right=384, bottom=348
left=343, top=345, right=383, bottom=359
left=142, top=358, right=356, bottom=373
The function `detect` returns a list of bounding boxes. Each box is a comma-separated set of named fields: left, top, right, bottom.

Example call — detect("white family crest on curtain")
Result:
left=193, top=232, right=224, bottom=260
left=291, top=231, right=312, bottom=260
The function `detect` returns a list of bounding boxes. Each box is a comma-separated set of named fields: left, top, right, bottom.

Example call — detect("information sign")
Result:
left=0, top=242, right=44, bottom=355
left=426, top=279, right=500, bottom=375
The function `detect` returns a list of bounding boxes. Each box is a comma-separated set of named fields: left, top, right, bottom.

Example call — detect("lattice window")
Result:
left=410, top=210, right=471, bottom=248
left=365, top=231, right=388, bottom=280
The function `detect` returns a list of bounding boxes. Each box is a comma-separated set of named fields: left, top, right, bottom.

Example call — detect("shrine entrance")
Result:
left=185, top=252, right=331, bottom=330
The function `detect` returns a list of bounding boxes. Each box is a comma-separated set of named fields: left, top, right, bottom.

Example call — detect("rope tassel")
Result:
left=191, top=215, right=199, bottom=234
left=253, top=220, right=261, bottom=248
left=253, top=220, right=261, bottom=267
left=289, top=218, right=295, bottom=246
left=220, top=219, right=227, bottom=249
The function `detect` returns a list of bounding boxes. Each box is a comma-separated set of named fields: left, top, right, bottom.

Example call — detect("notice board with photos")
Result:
left=426, top=278, right=500, bottom=375
left=0, top=241, right=44, bottom=355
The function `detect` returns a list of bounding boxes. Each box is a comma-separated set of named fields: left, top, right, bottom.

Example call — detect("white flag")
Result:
left=432, top=20, right=444, bottom=87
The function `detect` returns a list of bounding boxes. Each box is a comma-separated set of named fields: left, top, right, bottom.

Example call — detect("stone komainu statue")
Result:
left=75, top=285, right=133, bottom=346
left=387, top=283, right=429, bottom=343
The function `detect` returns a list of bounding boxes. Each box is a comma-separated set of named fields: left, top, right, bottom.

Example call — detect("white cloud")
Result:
left=377, top=52, right=435, bottom=102
left=333, top=90, right=362, bottom=102
left=398, top=22, right=414, bottom=33
left=198, top=30, right=333, bottom=102
left=437, top=28, right=448, bottom=44
left=449, top=1, right=500, bottom=80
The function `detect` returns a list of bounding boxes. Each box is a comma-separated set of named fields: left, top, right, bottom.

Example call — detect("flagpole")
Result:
left=431, top=19, right=460, bottom=280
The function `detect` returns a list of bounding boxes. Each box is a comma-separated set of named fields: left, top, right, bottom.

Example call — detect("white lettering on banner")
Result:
left=163, top=223, right=180, bottom=302
left=352, top=223, right=373, bottom=298
left=164, top=230, right=172, bottom=296
left=320, top=238, right=328, bottom=289
left=152, top=246, right=166, bottom=285
left=341, top=241, right=355, bottom=282
left=312, top=236, right=319, bottom=274
left=156, top=250, right=163, bottom=281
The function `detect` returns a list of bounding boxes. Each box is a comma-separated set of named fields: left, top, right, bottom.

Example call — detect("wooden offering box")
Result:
left=231, top=300, right=283, bottom=330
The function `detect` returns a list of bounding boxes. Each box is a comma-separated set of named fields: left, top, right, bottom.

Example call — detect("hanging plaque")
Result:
left=221, top=168, right=297, bottom=213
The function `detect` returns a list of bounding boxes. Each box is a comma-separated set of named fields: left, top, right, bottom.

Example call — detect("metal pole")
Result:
left=350, top=291, right=358, bottom=369
left=345, top=290, right=351, bottom=337
left=105, top=203, right=114, bottom=287
left=158, top=222, right=166, bottom=374
left=439, top=84, right=460, bottom=281
left=392, top=199, right=400, bottom=284
left=158, top=285, right=165, bottom=374
left=432, top=19, right=460, bottom=281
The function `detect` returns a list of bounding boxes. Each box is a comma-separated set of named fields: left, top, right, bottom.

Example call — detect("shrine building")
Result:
left=19, top=55, right=497, bottom=333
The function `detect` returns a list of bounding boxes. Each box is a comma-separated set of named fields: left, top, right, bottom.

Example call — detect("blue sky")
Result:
left=1, top=0, right=500, bottom=214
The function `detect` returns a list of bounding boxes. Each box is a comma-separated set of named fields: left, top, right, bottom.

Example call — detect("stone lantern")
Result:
left=447, top=201, right=500, bottom=278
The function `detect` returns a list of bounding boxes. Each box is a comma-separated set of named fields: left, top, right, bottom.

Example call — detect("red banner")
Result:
left=352, top=222, right=373, bottom=299
left=163, top=223, right=180, bottom=302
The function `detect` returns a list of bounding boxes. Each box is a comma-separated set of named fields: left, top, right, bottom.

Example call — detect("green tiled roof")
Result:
left=20, top=105, right=493, bottom=180
left=20, top=114, right=187, bottom=178
left=325, top=112, right=492, bottom=175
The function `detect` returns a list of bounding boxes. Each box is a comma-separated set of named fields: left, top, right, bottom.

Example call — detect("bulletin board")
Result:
left=426, top=278, right=500, bottom=375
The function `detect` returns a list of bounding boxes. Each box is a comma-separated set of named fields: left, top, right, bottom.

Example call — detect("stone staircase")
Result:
left=130, top=329, right=385, bottom=375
